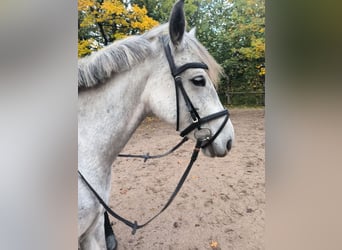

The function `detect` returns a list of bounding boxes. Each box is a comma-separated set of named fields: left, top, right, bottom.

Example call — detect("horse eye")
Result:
left=191, top=76, right=206, bottom=87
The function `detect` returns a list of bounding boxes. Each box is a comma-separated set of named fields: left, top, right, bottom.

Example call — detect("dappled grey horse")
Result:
left=78, top=0, right=234, bottom=249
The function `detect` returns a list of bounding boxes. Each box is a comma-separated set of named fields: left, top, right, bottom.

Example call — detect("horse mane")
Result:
left=78, top=24, right=223, bottom=88
left=78, top=35, right=153, bottom=88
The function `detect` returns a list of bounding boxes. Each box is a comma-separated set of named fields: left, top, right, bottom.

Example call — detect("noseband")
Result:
left=162, top=37, right=229, bottom=147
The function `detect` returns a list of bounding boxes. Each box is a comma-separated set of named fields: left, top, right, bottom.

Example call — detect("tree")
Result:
left=137, top=0, right=265, bottom=105
left=130, top=0, right=200, bottom=28
left=78, top=0, right=265, bottom=105
left=78, top=0, right=159, bottom=57
left=192, top=0, right=265, bottom=104
left=224, top=0, right=265, bottom=91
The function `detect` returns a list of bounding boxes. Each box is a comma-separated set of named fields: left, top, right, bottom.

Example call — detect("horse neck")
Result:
left=78, top=61, right=152, bottom=171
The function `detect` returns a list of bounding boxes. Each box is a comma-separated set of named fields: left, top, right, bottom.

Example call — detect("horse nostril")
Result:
left=226, top=139, right=232, bottom=152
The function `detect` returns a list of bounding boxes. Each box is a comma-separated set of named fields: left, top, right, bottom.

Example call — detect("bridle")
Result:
left=162, top=36, right=229, bottom=148
left=78, top=36, right=230, bottom=235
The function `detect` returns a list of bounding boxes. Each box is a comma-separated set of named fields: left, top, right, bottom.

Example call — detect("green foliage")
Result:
left=78, top=0, right=159, bottom=57
left=78, top=0, right=265, bottom=106
left=191, top=0, right=265, bottom=105
left=137, top=0, right=265, bottom=106
left=130, top=0, right=200, bottom=25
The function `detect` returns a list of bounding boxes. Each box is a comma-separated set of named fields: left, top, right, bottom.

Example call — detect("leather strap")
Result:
left=118, top=137, right=188, bottom=162
left=179, top=109, right=228, bottom=137
left=163, top=37, right=208, bottom=131
left=180, top=109, right=229, bottom=148
left=78, top=139, right=202, bottom=235
left=162, top=37, right=229, bottom=142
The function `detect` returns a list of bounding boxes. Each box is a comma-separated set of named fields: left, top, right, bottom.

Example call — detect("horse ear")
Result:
left=169, top=0, right=185, bottom=46
left=189, top=27, right=196, bottom=37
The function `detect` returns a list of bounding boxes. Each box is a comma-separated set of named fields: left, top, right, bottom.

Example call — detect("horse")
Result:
left=78, top=0, right=234, bottom=249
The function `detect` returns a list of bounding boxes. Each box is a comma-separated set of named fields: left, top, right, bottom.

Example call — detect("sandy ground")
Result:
left=109, top=108, right=265, bottom=250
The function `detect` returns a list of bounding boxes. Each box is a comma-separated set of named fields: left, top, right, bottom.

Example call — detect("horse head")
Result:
left=143, top=0, right=234, bottom=157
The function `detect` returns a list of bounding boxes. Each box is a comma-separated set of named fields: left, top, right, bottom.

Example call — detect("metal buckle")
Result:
left=192, top=116, right=199, bottom=123
left=194, top=128, right=211, bottom=141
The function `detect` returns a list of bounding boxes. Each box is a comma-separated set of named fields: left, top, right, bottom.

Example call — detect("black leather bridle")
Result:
left=162, top=36, right=229, bottom=148
left=78, top=36, right=231, bottom=236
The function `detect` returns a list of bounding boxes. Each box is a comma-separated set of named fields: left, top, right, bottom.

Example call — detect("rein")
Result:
left=118, top=136, right=188, bottom=162
left=78, top=36, right=230, bottom=235
left=78, top=138, right=203, bottom=235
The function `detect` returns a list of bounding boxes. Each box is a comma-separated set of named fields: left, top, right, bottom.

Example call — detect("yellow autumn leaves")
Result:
left=78, top=0, right=158, bottom=57
left=130, top=5, right=158, bottom=30
left=210, top=239, right=219, bottom=249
